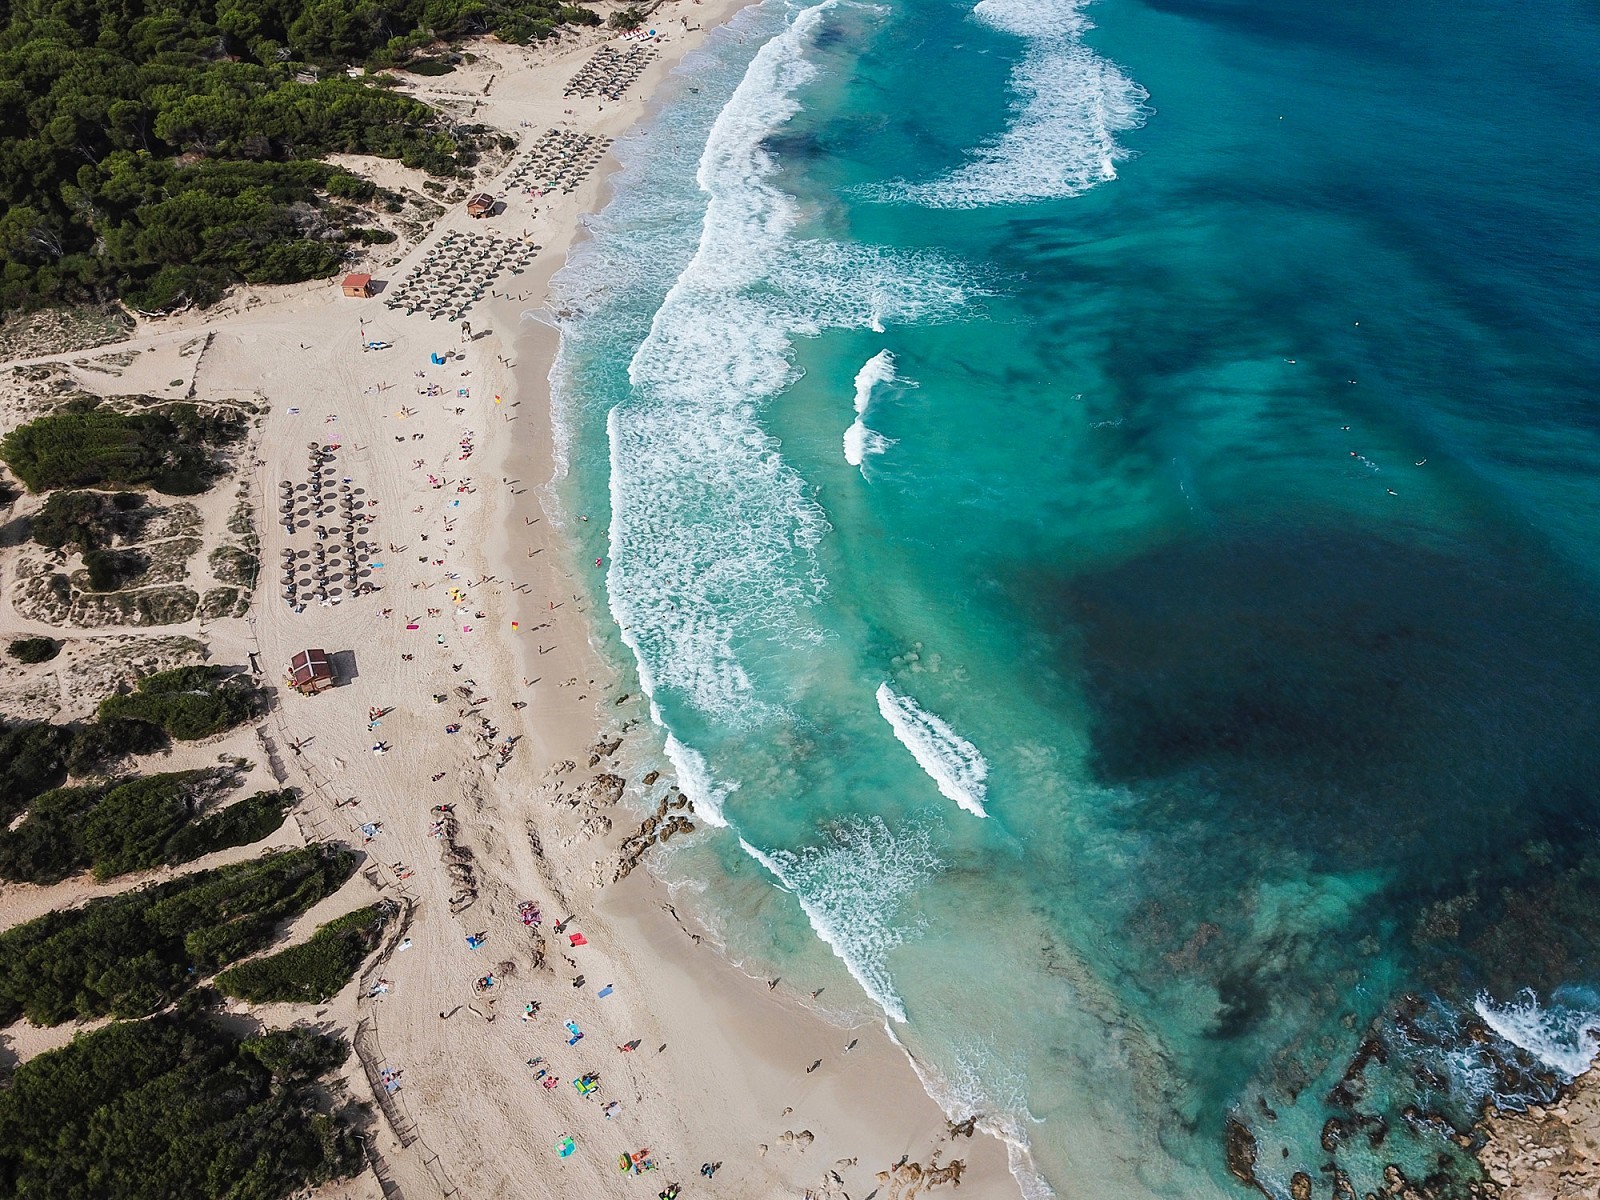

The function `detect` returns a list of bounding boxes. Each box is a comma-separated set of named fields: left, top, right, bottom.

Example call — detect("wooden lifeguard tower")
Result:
left=342, top=273, right=374, bottom=298
left=286, top=648, right=335, bottom=694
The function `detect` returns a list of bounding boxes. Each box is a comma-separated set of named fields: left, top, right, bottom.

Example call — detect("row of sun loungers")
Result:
left=564, top=45, right=657, bottom=101
left=504, top=129, right=612, bottom=194
left=383, top=232, right=541, bottom=322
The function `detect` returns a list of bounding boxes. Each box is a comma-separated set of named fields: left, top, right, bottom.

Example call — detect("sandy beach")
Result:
left=0, top=7, right=1015, bottom=1199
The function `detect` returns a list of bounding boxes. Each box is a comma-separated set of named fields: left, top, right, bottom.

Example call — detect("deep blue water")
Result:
left=546, top=0, right=1600, bottom=1194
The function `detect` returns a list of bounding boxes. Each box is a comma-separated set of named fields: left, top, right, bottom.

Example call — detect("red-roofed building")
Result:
left=287, top=648, right=335, bottom=693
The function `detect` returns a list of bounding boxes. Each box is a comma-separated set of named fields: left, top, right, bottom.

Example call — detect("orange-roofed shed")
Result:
left=342, top=273, right=373, bottom=298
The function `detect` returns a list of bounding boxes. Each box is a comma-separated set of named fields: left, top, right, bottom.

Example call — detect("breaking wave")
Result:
left=877, top=682, right=990, bottom=817
left=843, top=348, right=899, bottom=469
left=742, top=816, right=942, bottom=1023
left=873, top=0, right=1147, bottom=209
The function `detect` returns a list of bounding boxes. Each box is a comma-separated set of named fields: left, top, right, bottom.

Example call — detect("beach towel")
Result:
left=568, top=933, right=588, bottom=946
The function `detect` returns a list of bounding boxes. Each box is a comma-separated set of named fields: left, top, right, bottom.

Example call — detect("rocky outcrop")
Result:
left=874, top=1156, right=965, bottom=1198
left=1225, top=1116, right=1264, bottom=1193
left=610, top=785, right=698, bottom=882
left=1474, top=1068, right=1600, bottom=1199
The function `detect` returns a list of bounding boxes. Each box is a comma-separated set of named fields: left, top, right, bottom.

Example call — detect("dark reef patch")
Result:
left=1050, top=522, right=1600, bottom=878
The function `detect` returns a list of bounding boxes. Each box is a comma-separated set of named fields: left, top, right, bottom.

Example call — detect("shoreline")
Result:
left=0, top=7, right=1016, bottom=1200
left=450, top=9, right=1022, bottom=1190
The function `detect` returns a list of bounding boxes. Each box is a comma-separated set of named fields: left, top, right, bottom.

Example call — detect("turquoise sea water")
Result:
left=546, top=0, right=1600, bottom=1195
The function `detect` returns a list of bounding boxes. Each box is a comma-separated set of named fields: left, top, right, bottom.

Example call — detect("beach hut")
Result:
left=287, top=648, right=335, bottom=694
left=465, top=193, right=496, bottom=219
left=342, top=273, right=374, bottom=298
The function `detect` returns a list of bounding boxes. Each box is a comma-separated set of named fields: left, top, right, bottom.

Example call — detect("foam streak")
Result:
left=877, top=682, right=990, bottom=817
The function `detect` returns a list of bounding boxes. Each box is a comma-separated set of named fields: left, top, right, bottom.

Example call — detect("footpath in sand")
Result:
left=0, top=8, right=1015, bottom=1200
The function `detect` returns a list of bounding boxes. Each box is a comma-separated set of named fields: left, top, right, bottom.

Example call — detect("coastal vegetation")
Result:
left=0, top=773, right=292, bottom=884
left=98, top=663, right=262, bottom=739
left=0, top=1010, right=363, bottom=1199
left=218, top=903, right=387, bottom=1003
left=0, top=667, right=258, bottom=821
left=6, top=635, right=59, bottom=663
left=0, top=0, right=599, bottom=312
left=29, top=489, right=148, bottom=552
left=0, top=844, right=356, bottom=1025
left=62, top=714, right=169, bottom=773
left=0, top=721, right=75, bottom=821
left=0, top=397, right=245, bottom=494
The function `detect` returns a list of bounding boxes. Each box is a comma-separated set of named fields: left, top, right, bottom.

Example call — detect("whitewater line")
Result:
left=877, top=682, right=990, bottom=817
left=843, top=349, right=898, bottom=469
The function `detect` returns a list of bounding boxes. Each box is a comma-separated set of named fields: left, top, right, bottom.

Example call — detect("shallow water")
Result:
left=547, top=0, right=1600, bottom=1194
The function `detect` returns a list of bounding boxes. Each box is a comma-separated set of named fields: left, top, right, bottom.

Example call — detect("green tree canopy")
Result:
left=0, top=0, right=596, bottom=310
left=0, top=1011, right=362, bottom=1200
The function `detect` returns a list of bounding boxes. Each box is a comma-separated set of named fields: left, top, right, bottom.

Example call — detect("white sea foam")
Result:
left=874, top=0, right=1148, bottom=209
left=605, top=0, right=974, bottom=724
left=842, top=421, right=893, bottom=467
left=660, top=722, right=736, bottom=829
left=1475, top=990, right=1600, bottom=1080
left=853, top=349, right=898, bottom=416
left=895, top=1034, right=1055, bottom=1199
left=741, top=817, right=941, bottom=1023
left=877, top=682, right=990, bottom=817
left=843, top=349, right=899, bottom=468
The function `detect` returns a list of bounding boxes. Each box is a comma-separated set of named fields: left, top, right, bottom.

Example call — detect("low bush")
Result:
left=82, top=546, right=147, bottom=591
left=218, top=903, right=386, bottom=1003
left=0, top=1012, right=362, bottom=1200
left=98, top=664, right=260, bottom=739
left=7, top=636, right=59, bottom=663
left=0, top=845, right=356, bottom=1025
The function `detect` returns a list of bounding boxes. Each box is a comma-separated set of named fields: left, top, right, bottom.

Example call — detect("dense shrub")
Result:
left=82, top=546, right=147, bottom=591
left=218, top=903, right=386, bottom=1003
left=99, top=664, right=260, bottom=739
left=0, top=399, right=240, bottom=494
left=65, top=715, right=169, bottom=774
left=0, top=722, right=73, bottom=822
left=30, top=489, right=146, bottom=551
left=0, top=771, right=291, bottom=883
left=0, top=845, right=356, bottom=1025
left=162, top=789, right=295, bottom=866
left=7, top=635, right=60, bottom=663
left=0, top=1012, right=362, bottom=1200
left=0, top=786, right=103, bottom=884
